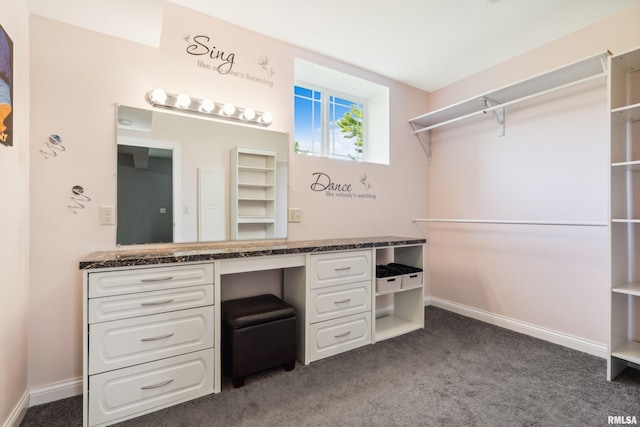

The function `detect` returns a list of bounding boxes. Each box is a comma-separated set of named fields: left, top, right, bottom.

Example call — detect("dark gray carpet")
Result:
left=20, top=306, right=640, bottom=427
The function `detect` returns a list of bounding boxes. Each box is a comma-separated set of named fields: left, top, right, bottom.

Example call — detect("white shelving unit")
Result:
left=609, top=47, right=640, bottom=380
left=408, top=52, right=609, bottom=158
left=230, top=146, right=277, bottom=240
left=373, top=244, right=424, bottom=342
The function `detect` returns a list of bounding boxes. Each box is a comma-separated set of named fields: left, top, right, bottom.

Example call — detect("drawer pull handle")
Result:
left=140, top=276, right=174, bottom=283
left=334, top=266, right=352, bottom=271
left=334, top=298, right=351, bottom=304
left=409, top=274, right=418, bottom=278
left=140, top=299, right=175, bottom=306
left=141, top=379, right=174, bottom=390
left=141, top=333, right=174, bottom=342
left=334, top=331, right=351, bottom=338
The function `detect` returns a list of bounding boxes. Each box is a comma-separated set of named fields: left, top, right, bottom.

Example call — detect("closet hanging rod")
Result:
left=412, top=71, right=607, bottom=135
left=413, top=218, right=607, bottom=227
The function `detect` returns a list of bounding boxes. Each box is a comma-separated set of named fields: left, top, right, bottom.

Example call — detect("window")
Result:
left=294, top=58, right=389, bottom=165
left=294, top=85, right=364, bottom=161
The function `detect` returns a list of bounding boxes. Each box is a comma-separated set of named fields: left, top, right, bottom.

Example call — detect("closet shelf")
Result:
left=612, top=103, right=640, bottom=122
left=408, top=52, right=610, bottom=158
left=612, top=282, right=640, bottom=296
left=611, top=160, right=640, bottom=170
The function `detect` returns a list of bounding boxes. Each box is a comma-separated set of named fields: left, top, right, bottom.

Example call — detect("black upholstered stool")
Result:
left=221, top=294, right=297, bottom=388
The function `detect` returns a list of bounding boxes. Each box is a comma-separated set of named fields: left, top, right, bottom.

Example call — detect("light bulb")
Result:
left=242, top=108, right=256, bottom=121
left=222, top=103, right=236, bottom=116
left=261, top=111, right=274, bottom=125
left=149, top=89, right=167, bottom=104
left=200, top=98, right=215, bottom=113
left=176, top=94, right=191, bottom=109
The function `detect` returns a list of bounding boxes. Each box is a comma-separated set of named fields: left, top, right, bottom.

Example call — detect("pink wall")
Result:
left=0, top=0, right=30, bottom=424
left=24, top=1, right=640, bottom=402
left=425, top=5, right=640, bottom=345
left=27, top=4, right=429, bottom=389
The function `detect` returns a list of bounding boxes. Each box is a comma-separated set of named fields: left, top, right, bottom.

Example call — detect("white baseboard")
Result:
left=424, top=296, right=607, bottom=359
left=3, top=389, right=29, bottom=427
left=29, top=377, right=82, bottom=407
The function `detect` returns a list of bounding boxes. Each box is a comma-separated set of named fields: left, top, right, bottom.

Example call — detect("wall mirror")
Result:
left=116, top=105, right=289, bottom=245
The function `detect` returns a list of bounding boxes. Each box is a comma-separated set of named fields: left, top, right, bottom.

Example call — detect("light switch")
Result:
left=288, top=208, right=302, bottom=223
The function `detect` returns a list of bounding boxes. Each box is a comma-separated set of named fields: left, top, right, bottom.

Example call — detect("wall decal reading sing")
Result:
left=311, top=172, right=377, bottom=200
left=184, top=34, right=235, bottom=74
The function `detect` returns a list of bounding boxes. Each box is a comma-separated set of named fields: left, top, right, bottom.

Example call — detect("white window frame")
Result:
left=294, top=58, right=389, bottom=165
left=295, top=82, right=366, bottom=161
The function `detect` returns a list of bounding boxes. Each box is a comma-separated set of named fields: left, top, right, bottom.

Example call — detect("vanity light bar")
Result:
left=145, top=89, right=274, bottom=127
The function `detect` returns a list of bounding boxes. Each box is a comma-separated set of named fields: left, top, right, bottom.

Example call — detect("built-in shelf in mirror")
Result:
left=116, top=105, right=289, bottom=245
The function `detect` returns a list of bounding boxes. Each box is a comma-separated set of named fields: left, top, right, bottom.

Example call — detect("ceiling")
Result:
left=24, top=0, right=640, bottom=92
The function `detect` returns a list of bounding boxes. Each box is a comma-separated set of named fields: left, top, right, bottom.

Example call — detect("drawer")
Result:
left=88, top=348, right=214, bottom=427
left=308, top=281, right=371, bottom=324
left=89, top=306, right=214, bottom=375
left=309, top=312, right=371, bottom=362
left=88, top=285, right=214, bottom=324
left=88, top=263, right=214, bottom=298
left=376, top=276, right=402, bottom=294
left=402, top=272, right=423, bottom=289
left=309, top=250, right=371, bottom=289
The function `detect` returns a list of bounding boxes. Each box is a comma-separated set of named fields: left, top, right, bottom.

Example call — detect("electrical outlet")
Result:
left=288, top=208, right=302, bottom=223
left=100, top=205, right=116, bottom=225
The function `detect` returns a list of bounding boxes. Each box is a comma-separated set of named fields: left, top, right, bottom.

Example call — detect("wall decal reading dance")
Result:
left=310, top=172, right=377, bottom=200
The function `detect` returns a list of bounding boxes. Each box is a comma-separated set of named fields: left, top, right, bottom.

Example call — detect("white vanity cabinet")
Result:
left=285, top=250, right=373, bottom=364
left=83, top=263, right=216, bottom=427
left=80, top=237, right=425, bottom=425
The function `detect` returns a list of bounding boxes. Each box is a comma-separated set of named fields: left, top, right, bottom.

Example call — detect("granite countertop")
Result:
left=79, top=236, right=426, bottom=270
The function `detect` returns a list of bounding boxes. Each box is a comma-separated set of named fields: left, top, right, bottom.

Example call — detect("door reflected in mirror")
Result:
left=116, top=105, right=289, bottom=245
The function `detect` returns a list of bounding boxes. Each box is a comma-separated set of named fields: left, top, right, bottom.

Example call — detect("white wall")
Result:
left=0, top=0, right=30, bottom=425
left=27, top=3, right=429, bottom=390
left=424, top=5, right=640, bottom=348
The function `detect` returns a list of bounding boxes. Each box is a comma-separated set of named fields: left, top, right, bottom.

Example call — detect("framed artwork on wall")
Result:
left=0, top=24, right=12, bottom=147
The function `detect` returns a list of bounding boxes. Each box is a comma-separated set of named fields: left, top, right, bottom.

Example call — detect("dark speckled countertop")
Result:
left=79, top=236, right=426, bottom=270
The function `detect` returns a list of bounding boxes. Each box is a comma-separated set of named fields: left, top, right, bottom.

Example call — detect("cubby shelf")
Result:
left=375, top=283, right=423, bottom=297
left=373, top=244, right=425, bottom=343
left=608, top=47, right=640, bottom=381
left=230, top=146, right=277, bottom=240
left=375, top=315, right=423, bottom=342
left=612, top=341, right=640, bottom=365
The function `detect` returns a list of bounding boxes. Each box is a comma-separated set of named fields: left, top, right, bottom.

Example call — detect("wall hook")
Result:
left=68, top=185, right=91, bottom=214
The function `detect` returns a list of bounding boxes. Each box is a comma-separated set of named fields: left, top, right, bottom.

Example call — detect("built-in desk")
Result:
left=79, top=236, right=425, bottom=427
